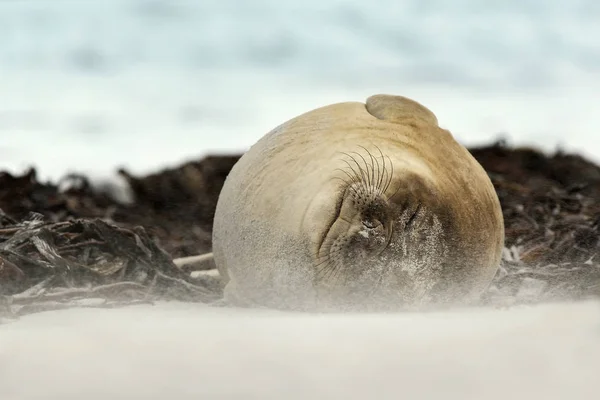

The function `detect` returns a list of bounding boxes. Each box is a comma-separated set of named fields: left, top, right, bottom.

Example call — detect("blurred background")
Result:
left=1, top=0, right=599, bottom=182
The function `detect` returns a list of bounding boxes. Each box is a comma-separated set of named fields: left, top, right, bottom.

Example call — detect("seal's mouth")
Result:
left=350, top=217, right=393, bottom=259
left=342, top=231, right=389, bottom=270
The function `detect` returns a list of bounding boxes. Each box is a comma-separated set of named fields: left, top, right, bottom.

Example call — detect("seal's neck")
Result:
left=366, top=94, right=439, bottom=126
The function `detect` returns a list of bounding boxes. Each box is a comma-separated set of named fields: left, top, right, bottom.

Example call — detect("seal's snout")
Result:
left=349, top=222, right=389, bottom=258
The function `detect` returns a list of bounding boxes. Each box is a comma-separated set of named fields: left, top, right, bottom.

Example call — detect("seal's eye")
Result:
left=362, top=219, right=380, bottom=229
left=362, top=204, right=387, bottom=231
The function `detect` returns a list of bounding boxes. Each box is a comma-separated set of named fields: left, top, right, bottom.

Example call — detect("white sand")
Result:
left=1, top=301, right=599, bottom=400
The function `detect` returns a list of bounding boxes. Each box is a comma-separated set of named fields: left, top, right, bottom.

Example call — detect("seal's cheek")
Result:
left=300, top=184, right=346, bottom=255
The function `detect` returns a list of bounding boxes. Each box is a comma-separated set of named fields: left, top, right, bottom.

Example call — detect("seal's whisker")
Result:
left=314, top=257, right=334, bottom=278
left=340, top=178, right=363, bottom=201
left=344, top=152, right=365, bottom=186
left=357, top=145, right=377, bottom=191
left=316, top=251, right=345, bottom=282
left=315, top=251, right=338, bottom=267
left=314, top=259, right=332, bottom=278
left=333, top=168, right=362, bottom=194
left=328, top=263, right=346, bottom=286
left=315, top=247, right=346, bottom=280
left=329, top=258, right=347, bottom=285
left=383, top=154, right=394, bottom=195
left=384, top=156, right=402, bottom=200
left=368, top=149, right=382, bottom=198
left=337, top=148, right=397, bottom=205
left=379, top=152, right=392, bottom=196
left=323, top=259, right=341, bottom=282
left=381, top=162, right=389, bottom=195
left=314, top=245, right=344, bottom=264
left=350, top=151, right=373, bottom=188
left=374, top=145, right=386, bottom=191
left=314, top=252, right=333, bottom=264
left=340, top=154, right=368, bottom=187
left=342, top=152, right=367, bottom=185
left=375, top=152, right=384, bottom=195
left=350, top=153, right=370, bottom=188
left=331, top=174, right=358, bottom=193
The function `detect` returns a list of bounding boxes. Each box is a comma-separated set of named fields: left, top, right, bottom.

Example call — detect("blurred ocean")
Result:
left=1, top=0, right=599, bottom=181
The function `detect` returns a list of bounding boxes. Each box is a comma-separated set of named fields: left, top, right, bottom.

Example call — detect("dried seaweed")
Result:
left=0, top=213, right=222, bottom=319
left=472, top=140, right=600, bottom=305
left=0, top=155, right=239, bottom=259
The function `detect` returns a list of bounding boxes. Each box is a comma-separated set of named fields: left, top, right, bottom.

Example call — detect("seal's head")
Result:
left=212, top=94, right=504, bottom=312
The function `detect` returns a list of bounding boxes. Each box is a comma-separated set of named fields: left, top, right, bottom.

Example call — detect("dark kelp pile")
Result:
left=2, top=141, right=600, bottom=318
left=0, top=212, right=222, bottom=317
left=0, top=157, right=237, bottom=319
left=472, top=141, right=600, bottom=305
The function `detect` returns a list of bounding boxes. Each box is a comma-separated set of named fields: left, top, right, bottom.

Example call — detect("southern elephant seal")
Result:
left=212, top=94, right=504, bottom=311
